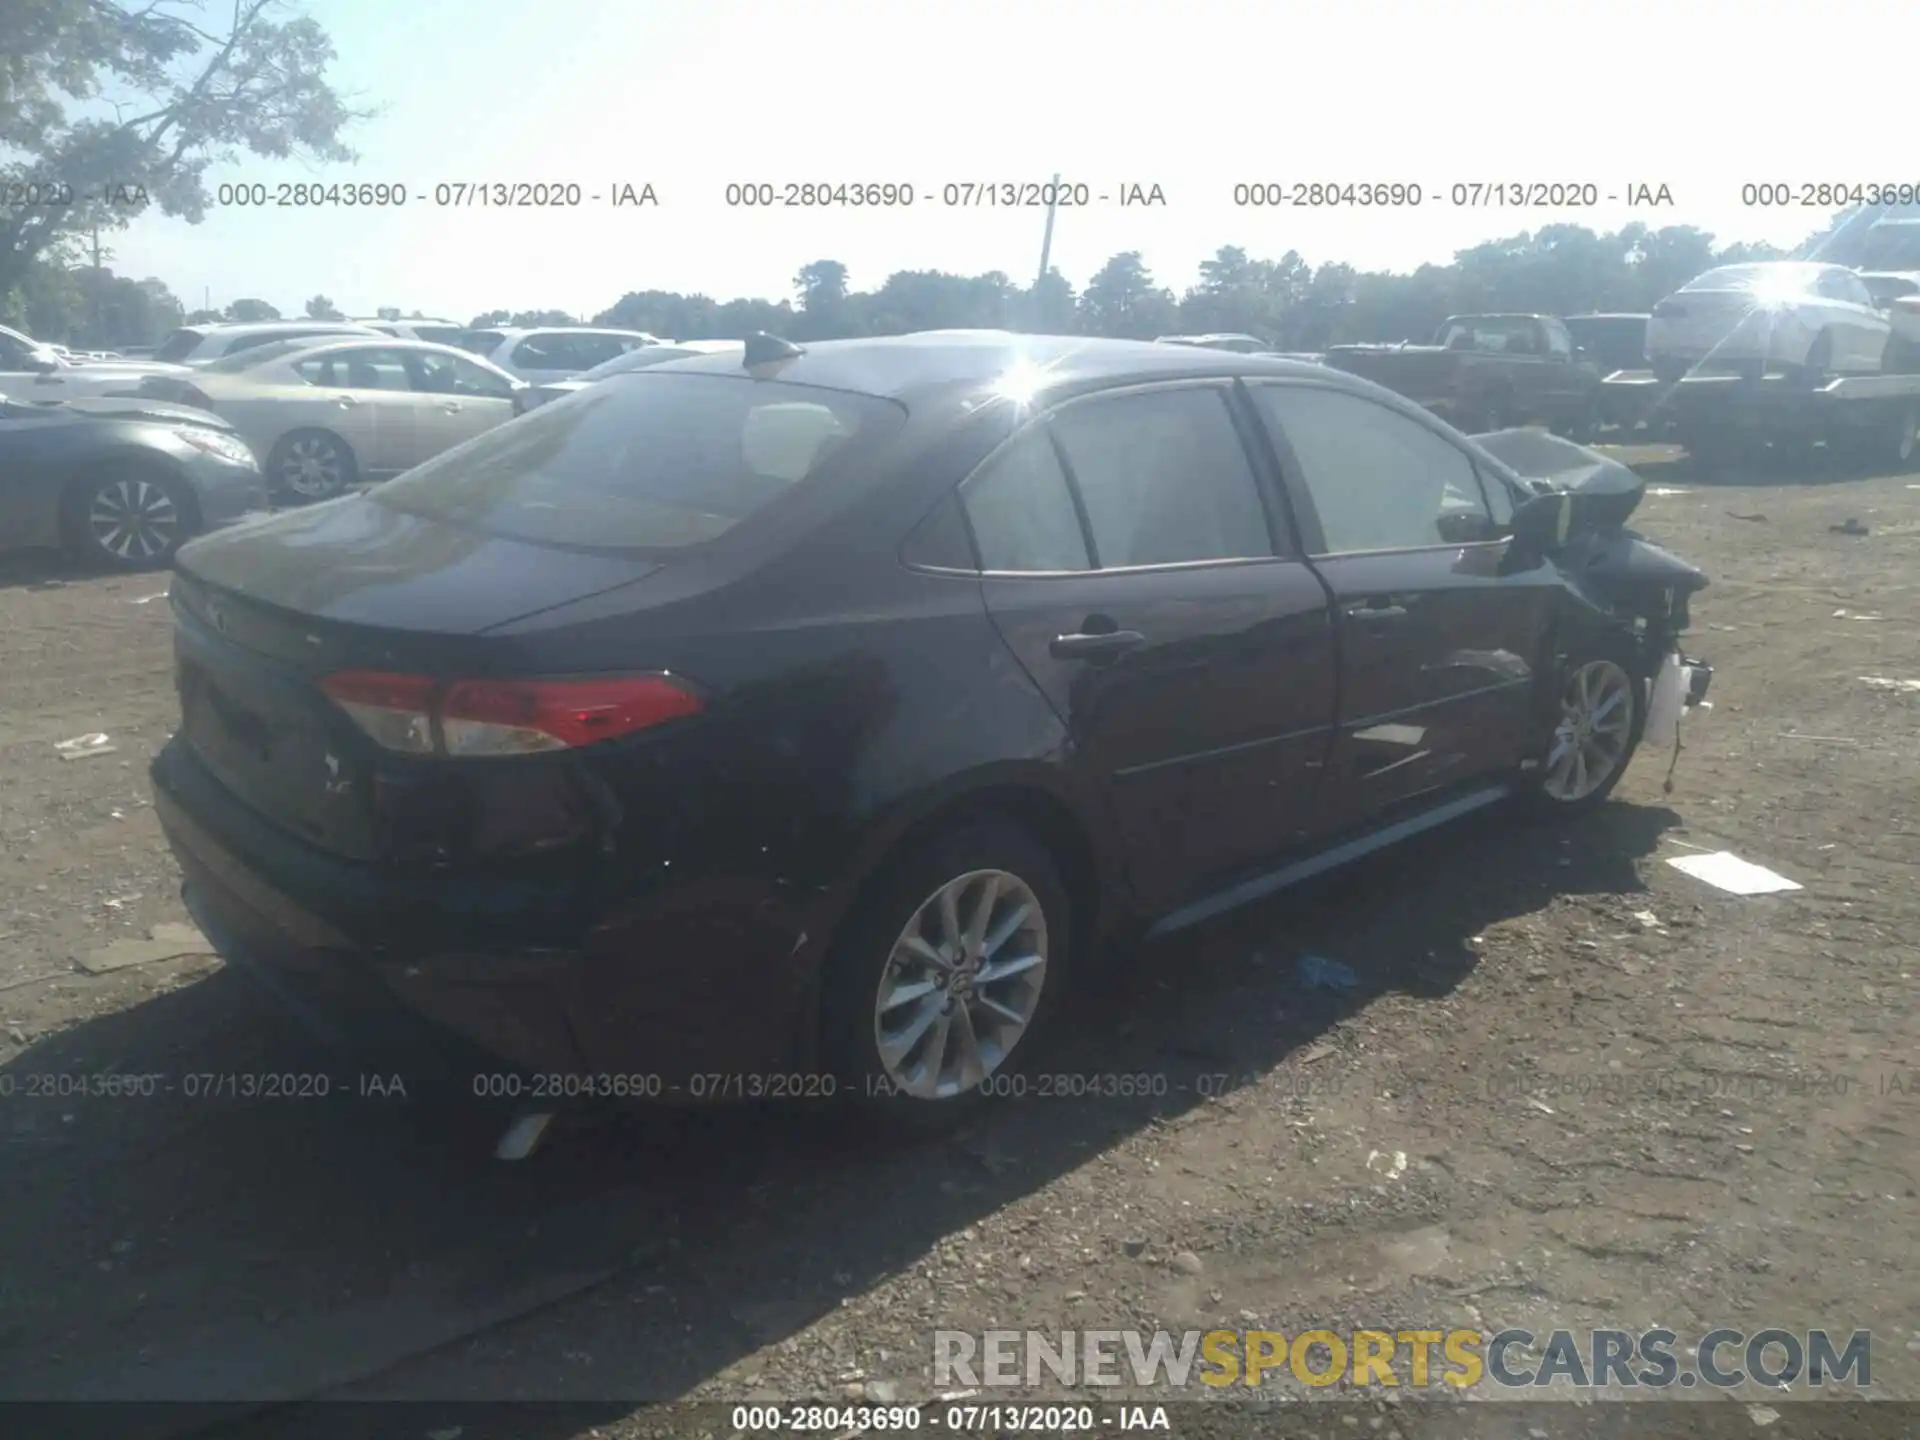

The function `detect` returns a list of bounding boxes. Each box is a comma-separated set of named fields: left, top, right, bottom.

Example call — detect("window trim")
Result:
left=937, top=378, right=1303, bottom=579
left=1244, top=377, right=1509, bottom=559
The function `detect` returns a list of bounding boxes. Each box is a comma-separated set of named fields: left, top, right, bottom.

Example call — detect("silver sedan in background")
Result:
left=136, top=337, right=528, bottom=501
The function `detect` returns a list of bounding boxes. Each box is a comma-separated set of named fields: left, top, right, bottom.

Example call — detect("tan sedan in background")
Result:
left=135, top=337, right=528, bottom=501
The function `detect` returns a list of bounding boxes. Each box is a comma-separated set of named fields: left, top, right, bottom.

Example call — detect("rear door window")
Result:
left=372, top=373, right=902, bottom=549
left=1047, top=386, right=1274, bottom=567
left=959, top=429, right=1091, bottom=572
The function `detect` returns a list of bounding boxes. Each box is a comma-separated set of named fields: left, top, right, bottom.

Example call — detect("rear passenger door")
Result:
left=291, top=346, right=437, bottom=474
left=1246, top=380, right=1558, bottom=829
left=961, top=382, right=1338, bottom=913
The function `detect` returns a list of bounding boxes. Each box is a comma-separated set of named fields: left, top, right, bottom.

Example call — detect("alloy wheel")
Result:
left=1542, top=659, right=1634, bottom=803
left=279, top=436, right=347, bottom=499
left=87, top=476, right=181, bottom=564
left=873, top=868, right=1048, bottom=1100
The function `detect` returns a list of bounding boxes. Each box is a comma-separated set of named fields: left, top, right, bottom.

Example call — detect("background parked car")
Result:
left=1323, top=313, right=1601, bottom=434
left=0, top=393, right=264, bottom=568
left=520, top=339, right=746, bottom=408
left=150, top=321, right=383, bottom=367
left=136, top=337, right=526, bottom=502
left=1645, top=262, right=1891, bottom=384
left=455, top=326, right=662, bottom=382
left=351, top=318, right=474, bottom=347
left=1858, top=272, right=1920, bottom=366
left=0, top=322, right=196, bottom=398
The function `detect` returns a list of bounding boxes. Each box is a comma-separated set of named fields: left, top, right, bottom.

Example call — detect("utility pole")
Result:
left=1033, top=172, right=1061, bottom=330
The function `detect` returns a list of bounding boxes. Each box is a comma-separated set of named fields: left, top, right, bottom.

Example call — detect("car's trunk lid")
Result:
left=171, top=496, right=663, bottom=859
left=177, top=492, right=661, bottom=634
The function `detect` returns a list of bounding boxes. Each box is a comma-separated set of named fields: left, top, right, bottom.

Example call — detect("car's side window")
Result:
left=1047, top=387, right=1274, bottom=567
left=960, top=428, right=1091, bottom=572
left=1252, top=384, right=1495, bottom=553
left=1543, top=321, right=1573, bottom=359
left=295, top=347, right=412, bottom=391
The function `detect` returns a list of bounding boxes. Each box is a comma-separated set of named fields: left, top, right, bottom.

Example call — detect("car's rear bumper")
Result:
left=150, top=736, right=818, bottom=1094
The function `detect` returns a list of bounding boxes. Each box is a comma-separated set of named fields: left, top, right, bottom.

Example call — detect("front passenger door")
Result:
left=1247, top=381, right=1559, bottom=831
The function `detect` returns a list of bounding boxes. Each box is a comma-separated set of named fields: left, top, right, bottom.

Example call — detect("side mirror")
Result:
left=24, top=353, right=60, bottom=374
left=1509, top=490, right=1572, bottom=556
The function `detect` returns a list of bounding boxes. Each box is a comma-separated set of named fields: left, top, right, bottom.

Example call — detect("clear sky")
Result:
left=105, top=0, right=1914, bottom=320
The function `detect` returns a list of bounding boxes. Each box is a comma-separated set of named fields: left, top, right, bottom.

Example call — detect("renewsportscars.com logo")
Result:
left=932, top=1327, right=1873, bottom=1390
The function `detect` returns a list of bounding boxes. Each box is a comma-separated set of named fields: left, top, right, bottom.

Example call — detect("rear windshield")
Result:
left=456, top=330, right=506, bottom=355
left=154, top=328, right=206, bottom=363
left=371, top=373, right=905, bottom=550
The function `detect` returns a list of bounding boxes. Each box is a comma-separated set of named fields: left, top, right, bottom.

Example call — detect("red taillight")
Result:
left=320, top=671, right=703, bottom=757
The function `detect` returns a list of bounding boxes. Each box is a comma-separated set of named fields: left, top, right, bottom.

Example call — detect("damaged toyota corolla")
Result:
left=149, top=332, right=1712, bottom=1138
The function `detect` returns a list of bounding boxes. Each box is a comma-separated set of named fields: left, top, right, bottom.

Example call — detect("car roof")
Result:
left=643, top=330, right=1339, bottom=408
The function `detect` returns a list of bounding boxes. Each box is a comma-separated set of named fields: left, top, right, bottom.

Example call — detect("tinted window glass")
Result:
left=293, top=347, right=414, bottom=391
left=962, top=429, right=1090, bottom=571
left=1543, top=322, right=1572, bottom=358
left=1253, top=385, right=1492, bottom=552
left=459, top=330, right=506, bottom=355
left=1048, top=388, right=1271, bottom=567
left=902, top=493, right=978, bottom=570
left=413, top=326, right=469, bottom=346
left=409, top=350, right=517, bottom=397
left=203, top=339, right=313, bottom=373
left=374, top=374, right=900, bottom=550
left=512, top=333, right=626, bottom=371
left=154, top=329, right=204, bottom=363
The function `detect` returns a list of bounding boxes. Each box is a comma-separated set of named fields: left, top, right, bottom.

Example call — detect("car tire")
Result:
left=1521, top=636, right=1647, bottom=816
left=266, top=430, right=357, bottom=504
left=818, top=819, right=1072, bottom=1136
left=62, top=462, right=194, bottom=570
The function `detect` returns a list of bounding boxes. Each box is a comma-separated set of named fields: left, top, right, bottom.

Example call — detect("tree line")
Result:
left=5, top=220, right=1811, bottom=355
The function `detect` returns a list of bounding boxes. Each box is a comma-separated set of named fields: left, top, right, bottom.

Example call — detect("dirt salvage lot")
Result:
left=1, top=452, right=1917, bottom=1436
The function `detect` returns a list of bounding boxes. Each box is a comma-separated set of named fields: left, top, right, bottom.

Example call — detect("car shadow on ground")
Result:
left=0, top=798, right=1679, bottom=1436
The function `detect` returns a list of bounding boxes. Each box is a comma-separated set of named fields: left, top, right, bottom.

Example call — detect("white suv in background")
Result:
left=151, top=321, right=382, bottom=367
left=458, top=326, right=661, bottom=382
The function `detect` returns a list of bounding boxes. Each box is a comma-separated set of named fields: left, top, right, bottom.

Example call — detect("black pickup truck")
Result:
left=1322, top=313, right=1604, bottom=434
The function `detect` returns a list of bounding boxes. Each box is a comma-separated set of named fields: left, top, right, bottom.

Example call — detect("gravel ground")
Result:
left=1, top=449, right=1916, bottom=1438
